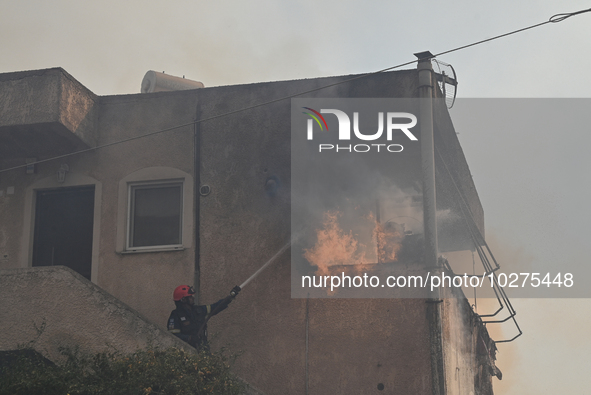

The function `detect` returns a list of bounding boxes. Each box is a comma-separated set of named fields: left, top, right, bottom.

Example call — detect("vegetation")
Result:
left=0, top=347, right=245, bottom=395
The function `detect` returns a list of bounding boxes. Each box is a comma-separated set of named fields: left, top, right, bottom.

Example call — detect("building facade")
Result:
left=0, top=67, right=499, bottom=394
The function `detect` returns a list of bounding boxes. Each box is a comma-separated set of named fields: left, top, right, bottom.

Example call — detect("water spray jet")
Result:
left=196, top=233, right=300, bottom=338
left=239, top=236, right=295, bottom=289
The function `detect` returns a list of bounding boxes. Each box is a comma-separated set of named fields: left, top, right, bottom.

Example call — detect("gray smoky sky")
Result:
left=2, top=0, right=591, bottom=393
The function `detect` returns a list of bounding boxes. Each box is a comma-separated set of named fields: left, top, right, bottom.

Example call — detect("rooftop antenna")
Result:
left=432, top=59, right=458, bottom=109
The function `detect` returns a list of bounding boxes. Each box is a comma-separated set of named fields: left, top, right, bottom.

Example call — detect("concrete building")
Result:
left=0, top=67, right=500, bottom=394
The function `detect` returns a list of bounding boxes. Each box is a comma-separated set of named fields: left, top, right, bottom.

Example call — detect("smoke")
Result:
left=473, top=232, right=591, bottom=395
left=0, top=1, right=325, bottom=95
left=438, top=231, right=535, bottom=393
left=290, top=140, right=428, bottom=298
left=293, top=166, right=423, bottom=266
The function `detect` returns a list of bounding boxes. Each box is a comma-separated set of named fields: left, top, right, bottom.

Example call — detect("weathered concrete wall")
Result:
left=0, top=69, right=61, bottom=127
left=441, top=287, right=478, bottom=395
left=0, top=266, right=191, bottom=363
left=0, top=68, right=97, bottom=158
left=440, top=281, right=500, bottom=395
left=307, top=298, right=432, bottom=393
left=0, top=165, right=26, bottom=270
left=93, top=90, right=199, bottom=327
left=58, top=69, right=99, bottom=148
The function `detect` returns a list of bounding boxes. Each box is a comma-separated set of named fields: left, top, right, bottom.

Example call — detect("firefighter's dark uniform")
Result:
left=167, top=298, right=231, bottom=348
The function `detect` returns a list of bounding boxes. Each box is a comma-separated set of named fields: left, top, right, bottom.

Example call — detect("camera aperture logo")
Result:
left=302, top=107, right=418, bottom=153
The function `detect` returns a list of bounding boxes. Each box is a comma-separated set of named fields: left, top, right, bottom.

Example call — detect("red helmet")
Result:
left=173, top=285, right=196, bottom=301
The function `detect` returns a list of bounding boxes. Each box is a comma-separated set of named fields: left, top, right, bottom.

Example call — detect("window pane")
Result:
left=130, top=184, right=182, bottom=247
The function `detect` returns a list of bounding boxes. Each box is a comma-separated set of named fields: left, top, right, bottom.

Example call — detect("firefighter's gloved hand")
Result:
left=230, top=285, right=241, bottom=298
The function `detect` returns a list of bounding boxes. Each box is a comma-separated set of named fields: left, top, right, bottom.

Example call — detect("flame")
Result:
left=374, top=221, right=403, bottom=263
left=304, top=209, right=404, bottom=276
left=303, top=211, right=367, bottom=275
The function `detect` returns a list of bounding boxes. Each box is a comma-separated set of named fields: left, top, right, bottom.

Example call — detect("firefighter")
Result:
left=167, top=284, right=240, bottom=349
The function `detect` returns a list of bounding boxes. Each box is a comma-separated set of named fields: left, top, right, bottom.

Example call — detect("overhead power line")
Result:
left=1, top=7, right=590, bottom=174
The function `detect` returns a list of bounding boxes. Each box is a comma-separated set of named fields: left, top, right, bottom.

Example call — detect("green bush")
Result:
left=0, top=347, right=245, bottom=395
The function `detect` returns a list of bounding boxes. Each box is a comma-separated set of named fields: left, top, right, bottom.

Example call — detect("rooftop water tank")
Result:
left=141, top=71, right=204, bottom=93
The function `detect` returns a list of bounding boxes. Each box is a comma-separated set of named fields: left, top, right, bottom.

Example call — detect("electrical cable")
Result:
left=2, top=7, right=590, bottom=174
left=434, top=8, right=591, bottom=60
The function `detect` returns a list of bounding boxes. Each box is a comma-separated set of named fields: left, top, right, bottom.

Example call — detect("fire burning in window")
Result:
left=303, top=210, right=407, bottom=276
left=374, top=218, right=404, bottom=263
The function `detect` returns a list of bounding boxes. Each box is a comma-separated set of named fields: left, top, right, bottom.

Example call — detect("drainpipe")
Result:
left=305, top=295, right=310, bottom=395
left=416, top=51, right=445, bottom=395
left=193, top=104, right=202, bottom=301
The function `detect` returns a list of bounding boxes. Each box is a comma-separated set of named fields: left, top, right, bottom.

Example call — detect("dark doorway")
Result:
left=32, top=186, right=95, bottom=280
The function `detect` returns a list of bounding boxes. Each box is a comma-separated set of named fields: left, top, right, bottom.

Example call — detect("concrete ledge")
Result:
left=0, top=266, right=192, bottom=362
left=0, top=68, right=97, bottom=159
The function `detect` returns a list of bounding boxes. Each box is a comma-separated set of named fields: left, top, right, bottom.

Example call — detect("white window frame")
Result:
left=116, top=167, right=193, bottom=254
left=126, top=180, right=184, bottom=251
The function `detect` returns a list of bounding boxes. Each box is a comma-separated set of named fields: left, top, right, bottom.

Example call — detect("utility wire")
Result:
left=434, top=8, right=591, bottom=59
left=1, top=7, right=590, bottom=175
